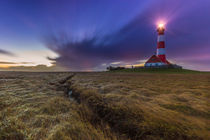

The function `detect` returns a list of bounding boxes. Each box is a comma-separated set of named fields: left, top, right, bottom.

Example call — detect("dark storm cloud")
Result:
left=46, top=0, right=210, bottom=71
left=46, top=21, right=153, bottom=70
left=0, top=49, right=15, bottom=56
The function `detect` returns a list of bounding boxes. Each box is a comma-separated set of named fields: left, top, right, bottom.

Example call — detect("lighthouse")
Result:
left=144, top=23, right=171, bottom=67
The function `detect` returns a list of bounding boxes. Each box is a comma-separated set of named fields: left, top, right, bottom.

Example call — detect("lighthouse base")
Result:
left=144, top=55, right=182, bottom=69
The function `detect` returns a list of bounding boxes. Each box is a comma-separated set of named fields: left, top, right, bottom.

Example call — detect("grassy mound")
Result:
left=109, top=68, right=202, bottom=74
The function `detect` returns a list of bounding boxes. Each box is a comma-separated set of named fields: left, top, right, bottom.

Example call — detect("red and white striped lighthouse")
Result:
left=144, top=22, right=182, bottom=68
left=157, top=24, right=168, bottom=64
left=145, top=23, right=171, bottom=67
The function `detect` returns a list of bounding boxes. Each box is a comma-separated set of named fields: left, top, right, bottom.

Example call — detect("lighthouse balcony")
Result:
left=144, top=63, right=182, bottom=69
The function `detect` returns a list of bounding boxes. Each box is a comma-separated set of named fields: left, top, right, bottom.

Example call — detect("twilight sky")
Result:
left=0, top=0, right=210, bottom=71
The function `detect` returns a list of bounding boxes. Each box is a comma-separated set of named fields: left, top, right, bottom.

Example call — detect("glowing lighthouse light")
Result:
left=157, top=20, right=166, bottom=29
left=158, top=23, right=164, bottom=28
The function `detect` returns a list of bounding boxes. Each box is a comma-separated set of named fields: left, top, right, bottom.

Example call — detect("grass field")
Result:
left=110, top=68, right=203, bottom=73
left=0, top=71, right=209, bottom=140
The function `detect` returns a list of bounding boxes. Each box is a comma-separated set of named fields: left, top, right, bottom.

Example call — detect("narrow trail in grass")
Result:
left=58, top=74, right=131, bottom=139
left=57, top=74, right=127, bottom=140
left=57, top=73, right=75, bottom=95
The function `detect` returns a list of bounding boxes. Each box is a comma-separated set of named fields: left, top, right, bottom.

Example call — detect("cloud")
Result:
left=111, top=62, right=122, bottom=65
left=0, top=61, right=34, bottom=65
left=0, top=49, right=15, bottom=56
left=45, top=0, right=210, bottom=71
left=0, top=61, right=16, bottom=64
left=45, top=17, right=154, bottom=71
left=0, top=64, right=67, bottom=72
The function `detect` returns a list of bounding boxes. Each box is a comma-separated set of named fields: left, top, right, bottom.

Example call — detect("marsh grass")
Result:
left=70, top=88, right=203, bottom=140
left=0, top=72, right=118, bottom=140
left=0, top=71, right=209, bottom=140
left=70, top=72, right=210, bottom=139
left=160, top=104, right=210, bottom=119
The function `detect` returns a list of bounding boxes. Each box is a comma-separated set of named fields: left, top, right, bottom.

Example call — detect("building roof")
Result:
left=145, top=55, right=170, bottom=64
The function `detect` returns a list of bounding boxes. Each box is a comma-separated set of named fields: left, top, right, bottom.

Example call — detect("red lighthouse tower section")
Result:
left=156, top=25, right=170, bottom=64
left=157, top=26, right=166, bottom=62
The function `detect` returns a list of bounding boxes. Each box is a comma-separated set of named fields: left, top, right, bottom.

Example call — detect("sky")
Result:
left=0, top=0, right=210, bottom=71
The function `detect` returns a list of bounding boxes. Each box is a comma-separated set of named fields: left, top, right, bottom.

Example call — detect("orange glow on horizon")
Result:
left=0, top=64, right=11, bottom=68
left=125, top=63, right=145, bottom=68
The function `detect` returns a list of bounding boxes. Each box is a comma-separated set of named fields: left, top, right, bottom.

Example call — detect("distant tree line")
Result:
left=106, top=66, right=125, bottom=71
